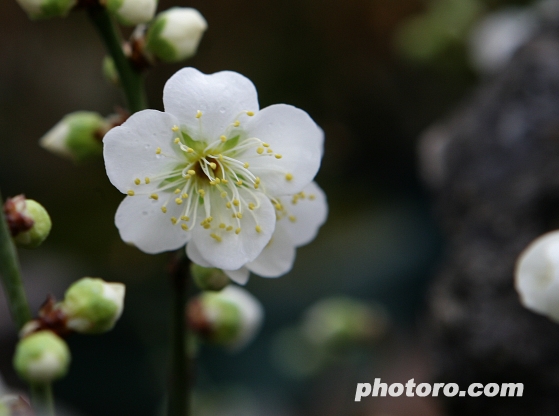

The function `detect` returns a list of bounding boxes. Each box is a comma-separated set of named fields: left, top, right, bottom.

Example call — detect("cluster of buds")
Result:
left=187, top=285, right=263, bottom=351
left=14, top=278, right=125, bottom=384
left=3, top=195, right=51, bottom=249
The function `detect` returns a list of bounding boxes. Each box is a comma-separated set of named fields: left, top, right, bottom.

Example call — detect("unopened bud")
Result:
left=191, top=264, right=229, bottom=291
left=105, top=0, right=157, bottom=26
left=13, top=331, right=70, bottom=383
left=145, top=7, right=207, bottom=63
left=301, top=297, right=388, bottom=350
left=3, top=195, right=52, bottom=249
left=188, top=286, right=263, bottom=351
left=61, top=277, right=125, bottom=334
left=16, top=0, right=76, bottom=20
left=40, top=112, right=109, bottom=162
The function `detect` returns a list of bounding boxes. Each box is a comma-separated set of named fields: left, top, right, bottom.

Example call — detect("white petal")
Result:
left=115, top=194, right=190, bottom=254
left=163, top=68, right=259, bottom=140
left=103, top=110, right=181, bottom=194
left=246, top=224, right=296, bottom=278
left=186, top=241, right=212, bottom=267
left=192, top=189, right=276, bottom=270
left=223, top=268, right=250, bottom=285
left=515, top=230, right=559, bottom=322
left=243, top=104, right=324, bottom=196
left=279, top=181, right=328, bottom=247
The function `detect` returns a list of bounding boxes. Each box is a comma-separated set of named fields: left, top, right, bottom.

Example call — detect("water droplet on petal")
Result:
left=219, top=107, right=226, bottom=114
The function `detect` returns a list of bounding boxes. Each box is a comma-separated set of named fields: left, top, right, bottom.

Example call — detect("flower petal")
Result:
left=243, top=104, right=324, bottom=196
left=186, top=241, right=212, bottom=267
left=280, top=181, right=328, bottom=247
left=103, top=110, right=181, bottom=194
left=224, top=267, right=250, bottom=285
left=246, top=224, right=296, bottom=278
left=163, top=67, right=259, bottom=140
left=192, top=189, right=276, bottom=270
left=115, top=194, right=190, bottom=254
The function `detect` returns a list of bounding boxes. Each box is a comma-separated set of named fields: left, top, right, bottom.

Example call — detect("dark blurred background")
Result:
left=0, top=0, right=542, bottom=414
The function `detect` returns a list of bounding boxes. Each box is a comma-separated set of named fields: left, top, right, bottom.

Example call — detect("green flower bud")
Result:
left=4, top=195, right=52, bottom=249
left=105, top=0, right=157, bottom=26
left=16, top=0, right=76, bottom=20
left=61, top=277, right=125, bottom=334
left=13, top=331, right=70, bottom=383
left=39, top=112, right=108, bottom=162
left=188, top=286, right=263, bottom=351
left=102, top=56, right=119, bottom=86
left=301, top=297, right=388, bottom=350
left=145, top=7, right=207, bottom=63
left=191, top=264, right=230, bottom=291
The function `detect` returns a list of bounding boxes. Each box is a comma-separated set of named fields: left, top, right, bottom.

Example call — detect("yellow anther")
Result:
left=175, top=189, right=181, bottom=194
left=254, top=184, right=259, bottom=189
left=309, top=194, right=316, bottom=200
left=300, top=192, right=306, bottom=198
left=185, top=174, right=191, bottom=180
left=175, top=198, right=183, bottom=205
left=210, top=233, right=223, bottom=242
left=215, top=178, right=221, bottom=184
left=267, top=148, right=273, bottom=154
left=289, top=215, right=296, bottom=222
left=210, top=181, right=216, bottom=186
left=233, top=199, right=240, bottom=206
left=246, top=111, right=255, bottom=116
left=150, top=194, right=159, bottom=200
left=181, top=193, right=188, bottom=199
left=257, top=147, right=264, bottom=154
left=174, top=138, right=180, bottom=144
left=226, top=226, right=233, bottom=231
left=134, top=178, right=141, bottom=185
left=221, top=191, right=227, bottom=198
left=209, top=162, right=217, bottom=170
left=233, top=120, right=240, bottom=127
left=255, top=225, right=262, bottom=233
left=275, top=154, right=282, bottom=159
left=236, top=212, right=243, bottom=219
left=181, top=216, right=190, bottom=221
left=198, top=189, right=206, bottom=197
left=181, top=224, right=189, bottom=231
left=203, top=223, right=211, bottom=229
left=196, top=110, right=202, bottom=118
left=172, top=125, right=179, bottom=132
left=161, top=206, right=167, bottom=214
left=218, top=154, right=224, bottom=161
left=207, top=216, right=213, bottom=222
left=263, top=142, right=270, bottom=147
left=156, top=147, right=161, bottom=154
left=186, top=148, right=194, bottom=153
left=127, top=190, right=135, bottom=196
left=235, top=228, right=241, bottom=234
left=255, top=177, right=261, bottom=184
left=171, top=217, right=178, bottom=225
left=243, top=162, right=249, bottom=168
left=285, top=173, right=293, bottom=181
left=236, top=180, right=243, bottom=186
left=226, top=202, right=232, bottom=209
left=219, top=223, right=226, bottom=229
left=145, top=177, right=151, bottom=184
left=248, top=203, right=256, bottom=210
left=220, top=135, right=227, bottom=142
left=188, top=170, right=195, bottom=175
left=232, top=213, right=237, bottom=218
left=274, top=202, right=282, bottom=210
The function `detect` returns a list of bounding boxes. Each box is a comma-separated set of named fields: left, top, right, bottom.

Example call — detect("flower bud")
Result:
left=102, top=56, right=119, bottom=86
left=40, top=112, right=108, bottom=162
left=60, top=277, right=125, bottom=334
left=3, top=195, right=52, bottom=249
left=191, top=264, right=230, bottom=291
left=105, top=0, right=158, bottom=26
left=145, top=7, right=207, bottom=63
left=188, top=286, right=263, bottom=351
left=301, top=297, right=388, bottom=350
left=515, top=230, right=559, bottom=322
left=16, top=0, right=76, bottom=20
left=13, top=331, right=70, bottom=383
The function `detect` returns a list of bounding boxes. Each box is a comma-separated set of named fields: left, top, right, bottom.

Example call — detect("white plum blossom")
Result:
left=104, top=67, right=323, bottom=270
left=187, top=181, right=328, bottom=284
left=515, top=230, right=559, bottom=322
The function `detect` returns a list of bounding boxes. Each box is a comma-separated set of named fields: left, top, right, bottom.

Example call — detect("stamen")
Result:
left=134, top=178, right=141, bottom=185
left=267, top=148, right=273, bottom=154
left=145, top=177, right=151, bottom=184
left=181, top=224, right=189, bottom=231
left=255, top=225, right=262, bottom=233
left=244, top=162, right=249, bottom=168
left=263, top=143, right=270, bottom=147
left=188, top=170, right=196, bottom=175
left=161, top=206, right=167, bottom=213
left=219, top=223, right=226, bottom=229
left=182, top=193, right=188, bottom=199
left=210, top=233, right=222, bottom=242
left=175, top=198, right=183, bottom=205
left=309, top=194, right=316, bottom=200
left=127, top=190, right=135, bottom=196
left=156, top=147, right=161, bottom=154
left=285, top=173, right=293, bottom=181
left=257, top=147, right=264, bottom=154
left=233, top=120, right=240, bottom=127
left=220, top=135, right=227, bottom=142
left=174, top=138, right=180, bottom=144
left=172, top=125, right=179, bottom=132
left=248, top=203, right=255, bottom=210
left=226, top=226, right=233, bottom=231
left=246, top=111, right=255, bottom=116
left=150, top=194, right=159, bottom=200
left=196, top=110, right=202, bottom=119
left=289, top=215, right=296, bottom=222
left=171, top=217, right=178, bottom=225
left=235, top=228, right=241, bottom=234
left=175, top=189, right=181, bottom=194
left=275, top=154, right=282, bottom=159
